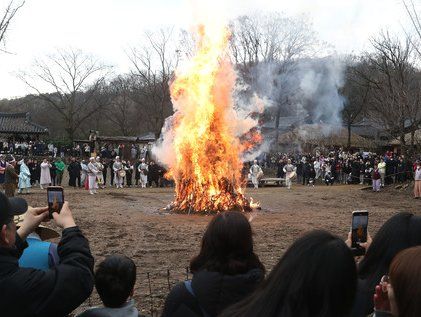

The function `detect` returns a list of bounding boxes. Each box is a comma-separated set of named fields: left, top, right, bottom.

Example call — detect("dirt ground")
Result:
left=21, top=182, right=420, bottom=316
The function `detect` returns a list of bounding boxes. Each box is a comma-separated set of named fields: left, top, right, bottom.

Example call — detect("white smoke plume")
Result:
left=243, top=55, right=346, bottom=147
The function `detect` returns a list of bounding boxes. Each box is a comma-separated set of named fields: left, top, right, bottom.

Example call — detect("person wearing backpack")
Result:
left=161, top=211, right=265, bottom=317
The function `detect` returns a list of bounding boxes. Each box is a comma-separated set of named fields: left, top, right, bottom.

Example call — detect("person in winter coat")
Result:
left=4, top=156, right=19, bottom=197
left=14, top=213, right=59, bottom=270
left=0, top=154, right=6, bottom=188
left=54, top=158, right=66, bottom=186
left=372, top=164, right=381, bottom=192
left=220, top=230, right=356, bottom=317
left=162, top=211, right=265, bottom=317
left=134, top=158, right=142, bottom=186
left=378, top=158, right=387, bottom=187
left=50, top=160, right=57, bottom=186
left=148, top=161, right=160, bottom=188
left=68, top=157, right=82, bottom=188
left=0, top=193, right=94, bottom=317
left=77, top=255, right=144, bottom=317
left=414, top=161, right=421, bottom=199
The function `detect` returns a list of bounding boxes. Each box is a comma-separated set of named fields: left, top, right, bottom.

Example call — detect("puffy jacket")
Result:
left=0, top=227, right=94, bottom=317
left=161, top=268, right=264, bottom=317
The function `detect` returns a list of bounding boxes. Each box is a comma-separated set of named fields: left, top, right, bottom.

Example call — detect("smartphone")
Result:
left=351, top=210, right=369, bottom=256
left=47, top=186, right=64, bottom=218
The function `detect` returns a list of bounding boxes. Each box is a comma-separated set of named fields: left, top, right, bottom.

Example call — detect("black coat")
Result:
left=161, top=268, right=264, bottom=317
left=0, top=227, right=94, bottom=317
left=149, top=164, right=160, bottom=180
left=28, top=163, right=40, bottom=182
left=348, top=279, right=373, bottom=317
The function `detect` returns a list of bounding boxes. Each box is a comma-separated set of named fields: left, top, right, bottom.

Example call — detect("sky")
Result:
left=0, top=0, right=413, bottom=99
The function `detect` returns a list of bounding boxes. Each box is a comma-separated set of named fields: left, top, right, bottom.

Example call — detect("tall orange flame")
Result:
left=167, top=24, right=257, bottom=213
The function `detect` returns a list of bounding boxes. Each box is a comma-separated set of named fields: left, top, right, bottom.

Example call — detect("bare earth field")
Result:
left=22, top=183, right=420, bottom=316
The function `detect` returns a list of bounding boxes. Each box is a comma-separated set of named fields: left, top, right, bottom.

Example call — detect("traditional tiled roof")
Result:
left=278, top=124, right=377, bottom=148
left=0, top=112, right=48, bottom=134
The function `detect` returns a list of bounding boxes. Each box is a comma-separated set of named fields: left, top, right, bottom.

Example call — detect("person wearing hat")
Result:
left=113, top=156, right=124, bottom=188
left=0, top=192, right=94, bottom=316
left=40, top=158, right=52, bottom=189
left=87, top=157, right=99, bottom=195
left=14, top=214, right=59, bottom=270
left=4, top=155, right=19, bottom=197
left=138, top=158, right=148, bottom=188
left=17, top=158, right=31, bottom=195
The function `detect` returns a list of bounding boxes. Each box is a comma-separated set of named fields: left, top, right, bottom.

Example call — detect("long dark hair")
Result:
left=358, top=212, right=421, bottom=293
left=220, top=230, right=357, bottom=317
left=189, top=211, right=264, bottom=275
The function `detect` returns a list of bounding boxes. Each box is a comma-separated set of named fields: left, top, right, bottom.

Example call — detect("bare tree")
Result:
left=230, top=12, right=318, bottom=67
left=104, top=75, right=137, bottom=136
left=0, top=0, right=25, bottom=53
left=19, top=49, right=111, bottom=141
left=230, top=12, right=319, bottom=143
left=356, top=32, right=421, bottom=155
left=128, top=28, right=179, bottom=137
left=341, top=60, right=370, bottom=149
left=403, top=0, right=421, bottom=57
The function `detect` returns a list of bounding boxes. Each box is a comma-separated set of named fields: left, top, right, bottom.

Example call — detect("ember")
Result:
left=163, top=23, right=260, bottom=213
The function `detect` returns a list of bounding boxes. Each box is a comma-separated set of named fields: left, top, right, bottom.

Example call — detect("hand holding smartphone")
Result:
left=47, top=186, right=64, bottom=218
left=351, top=210, right=369, bottom=256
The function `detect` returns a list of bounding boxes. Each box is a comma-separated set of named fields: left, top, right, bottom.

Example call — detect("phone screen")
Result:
left=351, top=211, right=368, bottom=248
left=48, top=187, right=64, bottom=217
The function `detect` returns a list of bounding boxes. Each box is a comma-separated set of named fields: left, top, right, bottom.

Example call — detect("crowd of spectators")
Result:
left=0, top=138, right=151, bottom=161
left=259, top=149, right=418, bottom=186
left=2, top=146, right=421, bottom=197
left=1, top=191, right=420, bottom=317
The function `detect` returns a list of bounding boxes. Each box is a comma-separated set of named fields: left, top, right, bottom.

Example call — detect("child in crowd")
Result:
left=77, top=255, right=142, bottom=317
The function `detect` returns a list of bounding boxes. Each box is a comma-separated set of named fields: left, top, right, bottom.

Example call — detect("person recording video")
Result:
left=0, top=192, right=94, bottom=316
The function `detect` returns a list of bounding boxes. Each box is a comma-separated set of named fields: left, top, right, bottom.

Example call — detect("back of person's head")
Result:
left=358, top=212, right=421, bottom=290
left=190, top=211, right=264, bottom=275
left=389, top=246, right=421, bottom=316
left=220, top=230, right=357, bottom=317
left=95, top=255, right=136, bottom=308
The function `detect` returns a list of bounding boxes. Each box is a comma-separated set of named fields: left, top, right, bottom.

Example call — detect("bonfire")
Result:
left=163, top=23, right=260, bottom=213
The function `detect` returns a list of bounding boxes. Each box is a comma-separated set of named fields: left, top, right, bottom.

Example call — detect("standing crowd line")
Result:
left=0, top=153, right=171, bottom=197
left=247, top=149, right=421, bottom=198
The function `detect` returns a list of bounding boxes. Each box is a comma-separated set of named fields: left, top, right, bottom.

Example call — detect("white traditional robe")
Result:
left=138, top=163, right=148, bottom=188
left=283, top=164, right=296, bottom=189
left=87, top=162, right=99, bottom=192
left=18, top=162, right=31, bottom=190
left=113, top=161, right=123, bottom=187
left=249, top=164, right=263, bottom=188
left=40, top=162, right=52, bottom=186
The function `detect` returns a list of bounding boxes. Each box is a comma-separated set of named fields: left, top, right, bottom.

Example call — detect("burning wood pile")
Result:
left=160, top=24, right=260, bottom=214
